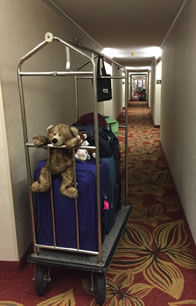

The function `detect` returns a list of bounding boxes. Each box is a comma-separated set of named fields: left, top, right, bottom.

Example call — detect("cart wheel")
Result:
left=34, top=264, right=50, bottom=296
left=93, top=272, right=106, bottom=305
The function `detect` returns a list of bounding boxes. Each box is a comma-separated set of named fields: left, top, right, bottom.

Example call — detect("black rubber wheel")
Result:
left=34, top=264, right=49, bottom=296
left=93, top=272, right=106, bottom=306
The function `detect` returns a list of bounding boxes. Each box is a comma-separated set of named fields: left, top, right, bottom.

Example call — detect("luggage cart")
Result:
left=17, top=33, right=130, bottom=305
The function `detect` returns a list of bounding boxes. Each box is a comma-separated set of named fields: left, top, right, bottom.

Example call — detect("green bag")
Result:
left=104, top=116, right=119, bottom=138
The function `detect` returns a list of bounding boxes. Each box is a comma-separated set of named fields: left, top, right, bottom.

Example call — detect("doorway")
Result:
left=130, top=74, right=148, bottom=101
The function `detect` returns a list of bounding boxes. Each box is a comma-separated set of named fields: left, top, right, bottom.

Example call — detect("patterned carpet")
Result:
left=1, top=101, right=196, bottom=305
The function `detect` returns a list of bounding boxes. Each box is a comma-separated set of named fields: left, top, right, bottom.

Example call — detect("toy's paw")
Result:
left=31, top=181, right=39, bottom=192
left=65, top=137, right=83, bottom=149
left=60, top=187, right=78, bottom=198
left=32, top=136, right=48, bottom=147
left=31, top=181, right=50, bottom=192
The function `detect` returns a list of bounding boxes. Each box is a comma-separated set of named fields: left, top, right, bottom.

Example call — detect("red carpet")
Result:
left=1, top=101, right=196, bottom=305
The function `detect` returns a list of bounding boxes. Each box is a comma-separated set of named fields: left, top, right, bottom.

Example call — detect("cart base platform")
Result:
left=28, top=205, right=131, bottom=273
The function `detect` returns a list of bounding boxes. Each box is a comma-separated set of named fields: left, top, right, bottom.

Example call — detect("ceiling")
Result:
left=50, top=0, right=185, bottom=67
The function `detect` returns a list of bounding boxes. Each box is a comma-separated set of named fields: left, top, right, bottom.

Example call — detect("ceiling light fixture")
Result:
left=102, top=48, right=116, bottom=58
left=146, top=47, right=162, bottom=59
left=102, top=47, right=162, bottom=60
left=126, top=66, right=152, bottom=71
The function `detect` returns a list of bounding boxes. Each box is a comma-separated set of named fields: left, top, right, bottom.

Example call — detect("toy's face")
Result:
left=75, top=149, right=90, bottom=161
left=48, top=124, right=74, bottom=146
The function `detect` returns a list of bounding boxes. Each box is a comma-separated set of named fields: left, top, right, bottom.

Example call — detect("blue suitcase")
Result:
left=34, top=159, right=106, bottom=252
left=75, top=157, right=120, bottom=235
left=101, top=156, right=118, bottom=234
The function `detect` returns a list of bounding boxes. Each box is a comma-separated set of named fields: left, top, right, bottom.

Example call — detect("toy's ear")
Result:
left=47, top=124, right=54, bottom=131
left=70, top=126, right=79, bottom=137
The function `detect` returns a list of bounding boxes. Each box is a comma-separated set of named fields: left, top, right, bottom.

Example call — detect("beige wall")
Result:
left=0, top=0, right=102, bottom=260
left=154, top=60, right=162, bottom=125
left=109, top=64, right=123, bottom=119
left=150, top=59, right=162, bottom=126
left=148, top=71, right=152, bottom=108
left=101, top=63, right=123, bottom=119
left=161, top=0, right=196, bottom=244
left=150, top=61, right=156, bottom=119
left=0, top=81, right=18, bottom=260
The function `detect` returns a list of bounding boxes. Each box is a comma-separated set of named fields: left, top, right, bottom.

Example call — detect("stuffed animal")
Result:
left=31, top=123, right=82, bottom=198
left=75, top=132, right=96, bottom=161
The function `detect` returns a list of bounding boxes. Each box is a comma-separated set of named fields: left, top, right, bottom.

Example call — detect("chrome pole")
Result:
left=48, top=148, right=57, bottom=247
left=29, top=189, right=37, bottom=252
left=17, top=68, right=37, bottom=250
left=19, top=40, right=48, bottom=67
left=65, top=47, right=71, bottom=70
left=17, top=72, right=32, bottom=184
left=98, top=75, right=126, bottom=79
left=125, top=69, right=129, bottom=206
left=54, top=35, right=94, bottom=64
left=19, top=71, right=93, bottom=77
left=73, top=149, right=80, bottom=249
left=35, top=243, right=99, bottom=255
left=74, top=76, right=79, bottom=121
left=77, top=55, right=98, bottom=71
left=92, top=53, right=102, bottom=262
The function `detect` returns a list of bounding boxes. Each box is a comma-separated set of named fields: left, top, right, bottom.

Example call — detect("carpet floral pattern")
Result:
left=1, top=101, right=196, bottom=305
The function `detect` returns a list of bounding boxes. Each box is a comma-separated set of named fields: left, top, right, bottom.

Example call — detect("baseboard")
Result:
left=0, top=242, right=33, bottom=272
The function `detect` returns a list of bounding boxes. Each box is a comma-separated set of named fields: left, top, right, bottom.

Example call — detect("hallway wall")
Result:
left=150, top=60, right=156, bottom=120
left=161, top=0, right=196, bottom=244
left=150, top=59, right=162, bottom=126
left=0, top=81, right=18, bottom=261
left=148, top=71, right=152, bottom=108
left=154, top=60, right=162, bottom=126
left=111, top=64, right=123, bottom=118
left=0, top=0, right=103, bottom=261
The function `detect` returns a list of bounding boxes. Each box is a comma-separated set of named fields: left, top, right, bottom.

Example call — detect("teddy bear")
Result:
left=31, top=123, right=82, bottom=198
left=75, top=132, right=96, bottom=161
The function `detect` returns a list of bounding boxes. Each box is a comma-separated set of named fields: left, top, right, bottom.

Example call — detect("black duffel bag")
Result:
left=97, top=56, right=112, bottom=102
left=76, top=125, right=120, bottom=160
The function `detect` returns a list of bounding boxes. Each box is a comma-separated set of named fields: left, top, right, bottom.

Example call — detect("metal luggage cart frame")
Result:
left=17, top=32, right=131, bottom=305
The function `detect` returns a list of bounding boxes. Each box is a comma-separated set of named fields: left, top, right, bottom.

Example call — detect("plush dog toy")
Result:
left=75, top=132, right=96, bottom=161
left=31, top=123, right=82, bottom=198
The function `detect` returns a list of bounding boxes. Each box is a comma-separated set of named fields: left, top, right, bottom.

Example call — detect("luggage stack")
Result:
left=34, top=113, right=121, bottom=252
left=35, top=159, right=106, bottom=252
